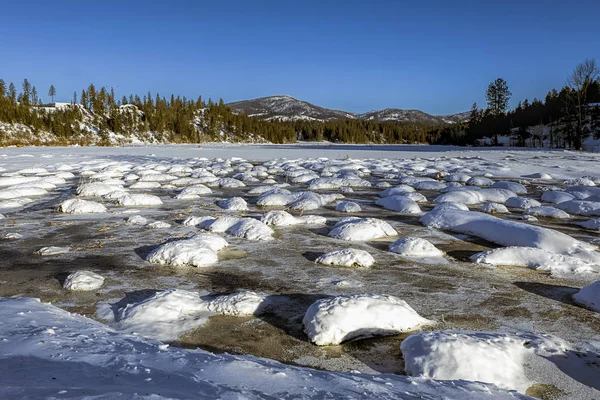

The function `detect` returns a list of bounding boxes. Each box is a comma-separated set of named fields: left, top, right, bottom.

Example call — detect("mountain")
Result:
left=228, top=95, right=468, bottom=124
left=227, top=95, right=355, bottom=121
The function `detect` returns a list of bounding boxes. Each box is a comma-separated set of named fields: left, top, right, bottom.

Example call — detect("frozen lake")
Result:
left=1, top=144, right=599, bottom=399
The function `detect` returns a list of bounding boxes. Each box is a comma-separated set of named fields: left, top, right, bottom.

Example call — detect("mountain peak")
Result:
left=227, top=96, right=467, bottom=124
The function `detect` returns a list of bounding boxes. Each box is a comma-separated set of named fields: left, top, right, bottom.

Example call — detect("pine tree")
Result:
left=0, top=79, right=5, bottom=98
left=567, top=59, right=599, bottom=150
left=48, top=85, right=56, bottom=103
left=22, top=79, right=32, bottom=105
left=8, top=83, right=16, bottom=103
left=485, top=78, right=511, bottom=115
left=73, top=91, right=77, bottom=105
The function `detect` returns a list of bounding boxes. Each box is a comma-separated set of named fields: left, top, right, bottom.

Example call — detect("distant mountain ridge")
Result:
left=228, top=95, right=468, bottom=124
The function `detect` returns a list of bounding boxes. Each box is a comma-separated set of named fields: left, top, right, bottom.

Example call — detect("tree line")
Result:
left=0, top=58, right=598, bottom=148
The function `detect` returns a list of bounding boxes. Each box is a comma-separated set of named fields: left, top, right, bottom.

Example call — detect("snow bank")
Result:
left=420, top=207, right=599, bottom=263
left=401, top=330, right=567, bottom=393
left=329, top=217, right=397, bottom=241
left=580, top=219, right=600, bottom=230
left=63, top=270, right=105, bottom=291
left=77, top=182, right=123, bottom=197
left=541, top=191, right=574, bottom=204
left=505, top=197, right=541, bottom=209
left=0, top=297, right=529, bottom=399
left=435, top=189, right=516, bottom=205
left=303, top=294, right=433, bottom=345
left=471, top=247, right=597, bottom=274
left=492, top=181, right=527, bottom=194
left=0, top=187, right=47, bottom=199
left=208, top=291, right=270, bottom=316
left=146, top=233, right=228, bottom=267
left=315, top=248, right=375, bottom=267
left=555, top=200, right=600, bottom=217
left=573, top=280, right=600, bottom=312
left=58, top=198, right=107, bottom=214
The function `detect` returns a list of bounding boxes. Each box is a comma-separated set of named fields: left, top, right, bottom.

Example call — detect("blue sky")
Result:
left=2, top=0, right=599, bottom=114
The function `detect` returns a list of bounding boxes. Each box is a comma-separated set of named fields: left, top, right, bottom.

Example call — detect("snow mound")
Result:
left=525, top=206, right=570, bottom=219
left=375, top=195, right=422, bottom=214
left=541, top=191, right=574, bottom=204
left=217, top=196, right=248, bottom=211
left=492, top=181, right=527, bottom=194
left=378, top=185, right=415, bottom=197
left=146, top=233, right=228, bottom=267
left=389, top=237, right=445, bottom=263
left=505, top=197, right=541, bottom=209
left=200, top=216, right=274, bottom=241
left=315, top=248, right=375, bottom=267
left=36, top=246, right=70, bottom=256
left=579, top=219, right=600, bottom=230
left=435, top=189, right=516, bottom=205
left=147, top=221, right=171, bottom=229
left=114, top=289, right=212, bottom=341
left=573, top=280, right=600, bottom=312
left=481, top=203, right=509, bottom=214
left=466, top=177, right=494, bottom=187
left=335, top=201, right=361, bottom=213
left=329, top=217, right=397, bottom=241
left=0, top=187, right=47, bottom=199
left=208, top=291, right=270, bottom=316
left=174, top=185, right=212, bottom=199
left=77, top=182, right=123, bottom=197
left=421, top=207, right=597, bottom=259
left=129, top=181, right=161, bottom=189
left=58, top=198, right=107, bottom=214
left=471, top=247, right=596, bottom=274
left=402, top=330, right=571, bottom=394
left=555, top=200, right=600, bottom=217
left=261, top=210, right=326, bottom=226
left=126, top=215, right=148, bottom=225
left=303, top=294, right=433, bottom=345
left=63, top=270, right=105, bottom=291
left=115, top=193, right=163, bottom=206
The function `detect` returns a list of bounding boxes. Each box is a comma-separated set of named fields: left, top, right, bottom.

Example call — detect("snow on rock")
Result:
left=541, top=191, right=575, bottom=204
left=217, top=196, right=248, bottom=211
left=308, top=176, right=371, bottom=190
left=261, top=210, right=326, bottom=226
left=146, top=233, right=228, bottom=267
left=126, top=215, right=148, bottom=225
left=113, top=289, right=212, bottom=341
left=58, top=198, right=107, bottom=214
left=77, top=182, right=124, bottom=197
left=420, top=207, right=600, bottom=264
left=435, top=189, right=516, bottom=205
left=375, top=195, right=422, bottom=214
left=466, top=176, right=494, bottom=187
left=315, top=248, right=375, bottom=268
left=573, top=280, right=600, bottom=312
left=378, top=185, right=415, bottom=197
left=303, top=294, right=433, bottom=345
left=335, top=201, right=361, bottom=213
left=36, top=246, right=70, bottom=256
left=63, top=270, right=105, bottom=291
left=505, top=197, right=541, bottom=209
left=329, top=217, right=397, bottom=241
left=208, top=291, right=270, bottom=316
left=199, top=216, right=274, bottom=241
left=412, top=181, right=447, bottom=191
left=174, top=185, right=212, bottom=199
left=389, top=237, right=445, bottom=263
left=481, top=203, right=509, bottom=214
left=0, top=297, right=529, bottom=399
left=555, top=200, right=600, bottom=217
left=524, top=206, right=570, bottom=219
left=114, top=193, right=163, bottom=206
left=129, top=181, right=161, bottom=189
left=147, top=221, right=172, bottom=229
left=401, top=330, right=567, bottom=393
left=471, top=247, right=597, bottom=274
left=492, top=181, right=527, bottom=194
left=579, top=219, right=600, bottom=230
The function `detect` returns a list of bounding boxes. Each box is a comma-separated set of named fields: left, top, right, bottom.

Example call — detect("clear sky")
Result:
left=2, top=0, right=599, bottom=115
